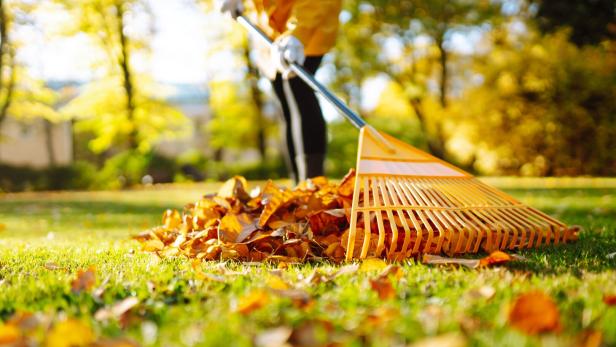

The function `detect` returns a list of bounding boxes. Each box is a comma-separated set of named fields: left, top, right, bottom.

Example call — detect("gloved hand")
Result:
left=271, top=35, right=305, bottom=78
left=218, top=0, right=243, bottom=19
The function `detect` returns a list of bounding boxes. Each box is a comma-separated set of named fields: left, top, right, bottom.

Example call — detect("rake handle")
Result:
left=236, top=15, right=367, bottom=130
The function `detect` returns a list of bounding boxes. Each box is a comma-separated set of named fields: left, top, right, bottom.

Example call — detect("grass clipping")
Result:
left=134, top=170, right=358, bottom=263
left=134, top=170, right=578, bottom=263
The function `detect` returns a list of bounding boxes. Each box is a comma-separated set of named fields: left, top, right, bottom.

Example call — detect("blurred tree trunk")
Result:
left=243, top=42, right=266, bottom=161
left=115, top=1, right=138, bottom=150
left=44, top=119, right=57, bottom=167
left=0, top=0, right=16, bottom=125
left=436, top=34, right=448, bottom=108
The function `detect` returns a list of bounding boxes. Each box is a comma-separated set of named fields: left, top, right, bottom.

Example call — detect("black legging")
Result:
left=272, top=56, right=326, bottom=183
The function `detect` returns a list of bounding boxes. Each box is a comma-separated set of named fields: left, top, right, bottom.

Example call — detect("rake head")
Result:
left=344, top=127, right=579, bottom=261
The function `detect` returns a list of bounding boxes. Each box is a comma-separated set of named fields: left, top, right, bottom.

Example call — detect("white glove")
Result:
left=218, top=0, right=243, bottom=19
left=271, top=35, right=305, bottom=78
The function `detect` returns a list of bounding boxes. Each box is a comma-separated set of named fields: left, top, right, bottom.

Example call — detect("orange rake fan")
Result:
left=237, top=16, right=578, bottom=261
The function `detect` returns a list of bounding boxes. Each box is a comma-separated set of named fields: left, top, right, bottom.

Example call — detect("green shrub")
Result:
left=0, top=161, right=98, bottom=192
left=96, top=151, right=180, bottom=189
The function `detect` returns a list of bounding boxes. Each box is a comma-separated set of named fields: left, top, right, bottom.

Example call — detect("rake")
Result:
left=236, top=16, right=578, bottom=261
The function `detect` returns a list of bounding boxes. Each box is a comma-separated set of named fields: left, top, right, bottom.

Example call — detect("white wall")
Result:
left=0, top=118, right=73, bottom=168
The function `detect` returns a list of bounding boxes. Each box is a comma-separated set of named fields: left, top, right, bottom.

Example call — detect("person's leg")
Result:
left=272, top=74, right=299, bottom=183
left=284, top=56, right=327, bottom=180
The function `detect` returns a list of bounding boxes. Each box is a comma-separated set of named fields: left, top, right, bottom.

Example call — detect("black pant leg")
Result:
left=272, top=56, right=326, bottom=182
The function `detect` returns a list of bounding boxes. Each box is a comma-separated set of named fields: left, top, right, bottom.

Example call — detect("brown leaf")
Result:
left=603, top=294, right=616, bottom=306
left=578, top=330, right=603, bottom=347
left=94, top=297, right=139, bottom=321
left=423, top=251, right=518, bottom=269
left=71, top=266, right=96, bottom=294
left=508, top=291, right=561, bottom=335
left=254, top=326, right=292, bottom=347
left=289, top=320, right=333, bottom=347
left=235, top=290, right=269, bottom=315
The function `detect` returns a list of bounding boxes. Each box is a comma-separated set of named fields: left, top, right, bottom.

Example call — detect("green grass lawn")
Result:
left=1, top=178, right=615, bottom=346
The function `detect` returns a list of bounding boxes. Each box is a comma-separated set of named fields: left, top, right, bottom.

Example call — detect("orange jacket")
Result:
left=250, top=0, right=343, bottom=56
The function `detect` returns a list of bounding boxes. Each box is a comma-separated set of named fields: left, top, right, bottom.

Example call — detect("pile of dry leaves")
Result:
left=134, top=170, right=358, bottom=263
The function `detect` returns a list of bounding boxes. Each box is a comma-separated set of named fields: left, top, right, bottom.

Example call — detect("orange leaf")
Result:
left=235, top=290, right=269, bottom=315
left=258, top=188, right=295, bottom=228
left=337, top=169, right=356, bottom=197
left=217, top=176, right=250, bottom=201
left=218, top=214, right=253, bottom=243
left=479, top=251, right=512, bottom=267
left=0, top=325, right=21, bottom=344
left=508, top=291, right=561, bottom=335
left=71, top=266, right=96, bottom=294
left=603, top=294, right=616, bottom=306
left=162, top=209, right=182, bottom=230
left=369, top=276, right=395, bottom=300
left=141, top=239, right=164, bottom=252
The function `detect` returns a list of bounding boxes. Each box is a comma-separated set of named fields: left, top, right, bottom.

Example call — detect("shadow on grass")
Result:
left=0, top=200, right=180, bottom=217
left=508, top=229, right=616, bottom=274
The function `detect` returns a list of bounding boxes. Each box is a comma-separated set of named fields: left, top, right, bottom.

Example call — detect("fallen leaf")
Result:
left=235, top=290, right=269, bottom=315
left=6, top=312, right=41, bottom=332
left=142, top=239, right=164, bottom=252
left=91, top=338, right=141, bottom=347
left=365, top=306, right=399, bottom=326
left=0, top=324, right=21, bottom=344
left=360, top=258, right=388, bottom=272
left=44, top=262, right=64, bottom=271
left=94, top=297, right=139, bottom=321
left=273, top=289, right=313, bottom=309
left=337, top=169, right=356, bottom=197
left=93, top=275, right=111, bottom=300
left=331, top=264, right=359, bottom=278
left=423, top=251, right=518, bottom=269
left=603, top=294, right=616, bottom=306
left=467, top=285, right=496, bottom=300
left=0, top=223, right=5, bottom=232
left=578, top=330, right=603, bottom=347
left=508, top=291, right=561, bottom=335
left=289, top=320, right=333, bottom=347
left=217, top=176, right=250, bottom=201
left=46, top=319, right=95, bottom=347
left=266, top=275, right=290, bottom=291
left=369, top=276, right=396, bottom=300
left=254, top=326, right=292, bottom=347
left=423, top=254, right=479, bottom=268
left=71, top=266, right=96, bottom=294
left=409, top=332, right=467, bottom=347
left=378, top=265, right=404, bottom=280
left=478, top=251, right=512, bottom=267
